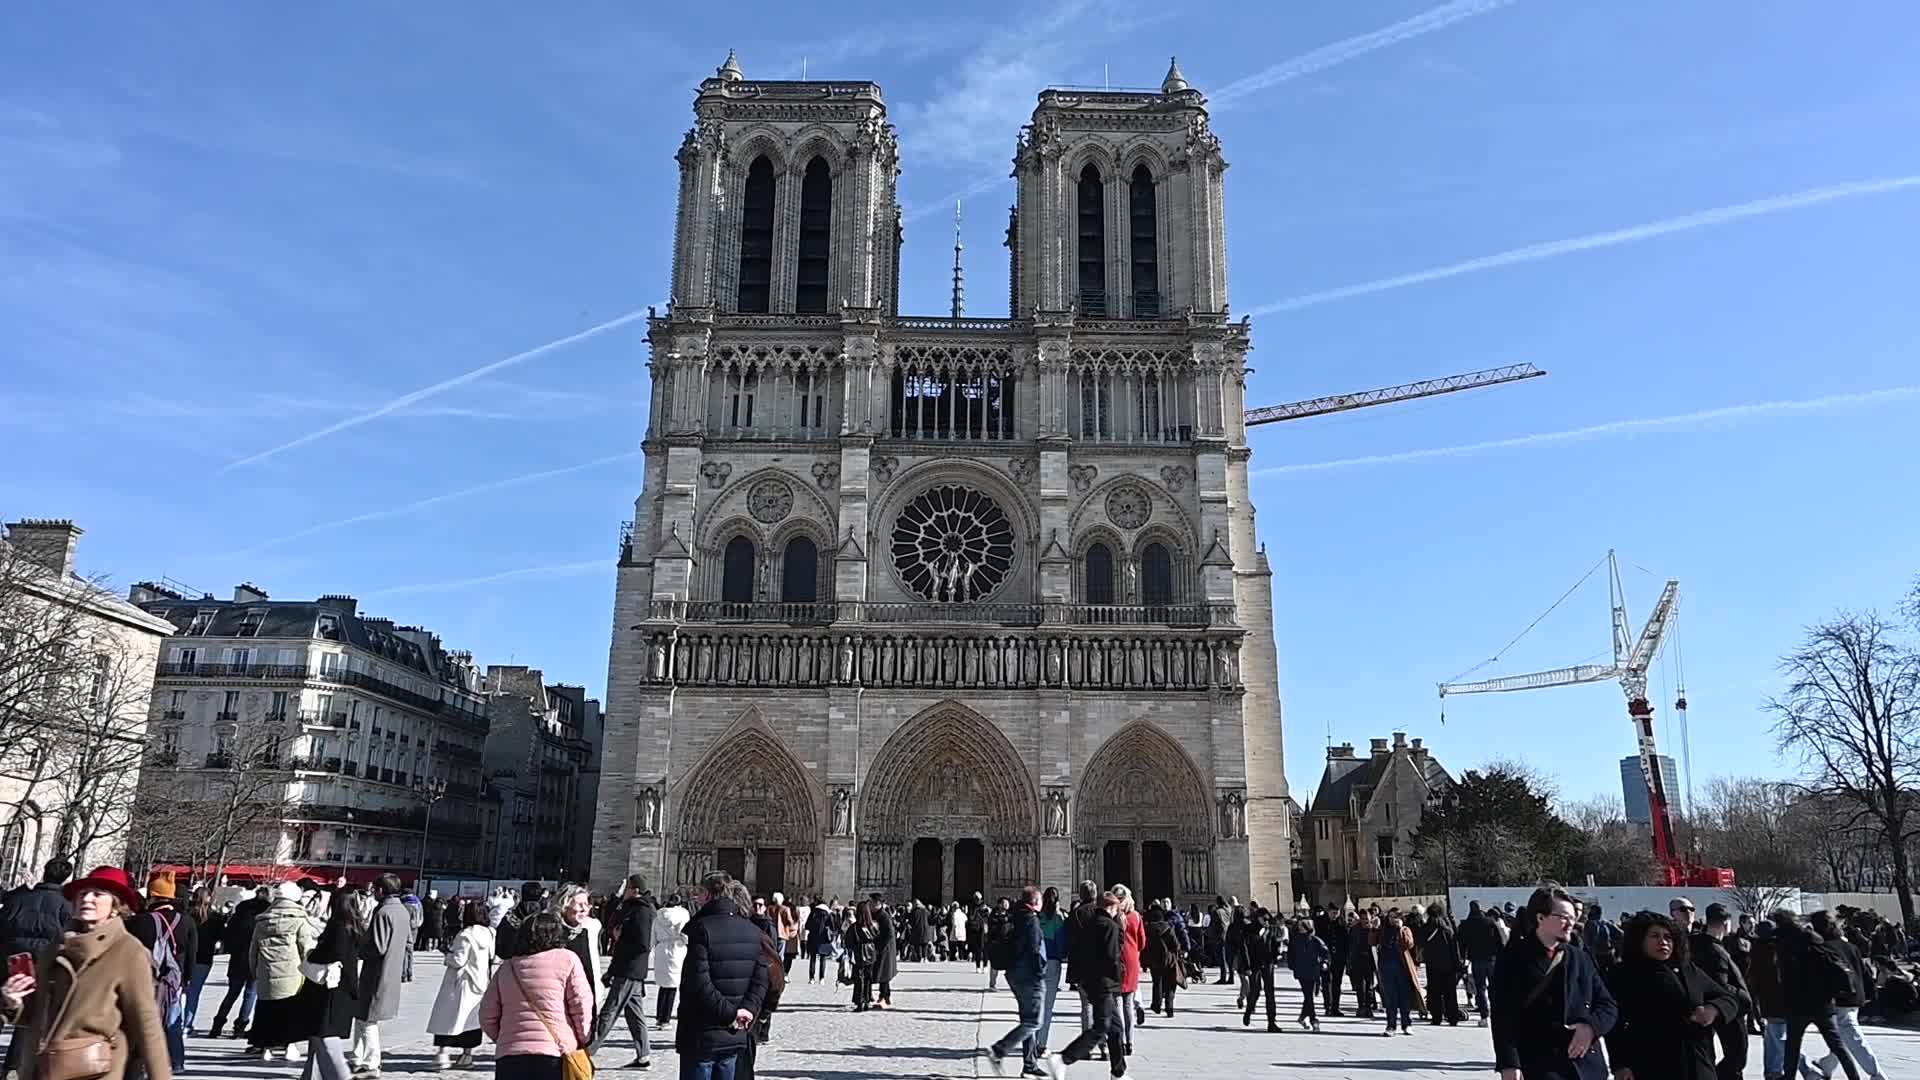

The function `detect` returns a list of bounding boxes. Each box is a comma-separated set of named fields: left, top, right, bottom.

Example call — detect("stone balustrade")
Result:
left=637, top=624, right=1242, bottom=691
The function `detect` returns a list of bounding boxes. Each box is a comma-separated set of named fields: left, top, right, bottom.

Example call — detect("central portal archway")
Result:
left=858, top=703, right=1038, bottom=902
left=1076, top=721, right=1215, bottom=903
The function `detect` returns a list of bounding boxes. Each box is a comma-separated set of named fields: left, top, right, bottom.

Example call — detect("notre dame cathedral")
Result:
left=592, top=52, right=1290, bottom=907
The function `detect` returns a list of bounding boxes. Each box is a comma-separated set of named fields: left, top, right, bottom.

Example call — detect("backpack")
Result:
left=148, top=911, right=184, bottom=1016
left=987, top=920, right=1014, bottom=971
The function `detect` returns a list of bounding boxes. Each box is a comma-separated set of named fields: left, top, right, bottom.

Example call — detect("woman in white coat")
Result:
left=426, top=902, right=495, bottom=1069
left=650, top=895, right=690, bottom=1027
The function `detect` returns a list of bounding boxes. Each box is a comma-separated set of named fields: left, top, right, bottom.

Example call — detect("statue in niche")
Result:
left=1045, top=790, right=1069, bottom=837
left=638, top=787, right=661, bottom=835
left=830, top=787, right=852, bottom=836
left=1219, top=790, right=1245, bottom=838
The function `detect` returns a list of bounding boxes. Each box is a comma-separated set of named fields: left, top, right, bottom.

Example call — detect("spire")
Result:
left=1161, top=55, right=1190, bottom=93
left=716, top=49, right=744, bottom=82
left=950, top=200, right=965, bottom=319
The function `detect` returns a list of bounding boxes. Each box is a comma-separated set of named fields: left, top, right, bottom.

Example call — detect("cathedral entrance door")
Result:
left=1103, top=840, right=1133, bottom=891
left=1142, top=841, right=1174, bottom=902
left=717, top=847, right=747, bottom=883
left=953, top=839, right=985, bottom=901
left=755, top=848, right=786, bottom=897
left=911, top=839, right=944, bottom=905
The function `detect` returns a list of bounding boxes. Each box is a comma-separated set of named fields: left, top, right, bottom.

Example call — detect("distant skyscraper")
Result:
left=1620, top=754, right=1682, bottom=824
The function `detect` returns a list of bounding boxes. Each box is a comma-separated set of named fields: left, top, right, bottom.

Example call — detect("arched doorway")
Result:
left=675, top=726, right=821, bottom=896
left=1076, top=721, right=1215, bottom=903
left=858, top=703, right=1038, bottom=903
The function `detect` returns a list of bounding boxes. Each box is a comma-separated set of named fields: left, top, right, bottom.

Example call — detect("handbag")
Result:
left=37, top=969, right=117, bottom=1080
left=509, top=963, right=593, bottom=1080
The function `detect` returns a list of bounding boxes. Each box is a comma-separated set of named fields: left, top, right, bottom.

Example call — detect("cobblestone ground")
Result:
left=187, top=952, right=1920, bottom=1079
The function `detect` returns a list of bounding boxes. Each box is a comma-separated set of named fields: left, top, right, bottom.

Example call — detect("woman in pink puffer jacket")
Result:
left=480, top=912, right=592, bottom=1079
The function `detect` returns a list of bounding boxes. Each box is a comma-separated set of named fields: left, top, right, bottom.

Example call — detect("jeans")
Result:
left=1117, top=990, right=1136, bottom=1047
left=808, top=947, right=828, bottom=982
left=1379, top=979, right=1413, bottom=1031
left=1243, top=966, right=1276, bottom=1027
left=991, top=975, right=1043, bottom=1066
left=1038, top=958, right=1062, bottom=1050
left=1323, top=958, right=1343, bottom=1013
left=1350, top=969, right=1377, bottom=1015
left=210, top=974, right=257, bottom=1031
left=1060, top=992, right=1125, bottom=1078
left=184, top=963, right=212, bottom=1030
left=350, top=1019, right=381, bottom=1071
left=163, top=1000, right=186, bottom=1069
left=298, top=1036, right=352, bottom=1080
left=1812, top=1007, right=1881, bottom=1078
left=1149, top=966, right=1177, bottom=1015
left=1470, top=958, right=1494, bottom=1018
left=678, top=1049, right=741, bottom=1080
left=1783, top=1014, right=1862, bottom=1080
left=589, top=975, right=651, bottom=1062
left=1765, top=1019, right=1788, bottom=1077
left=1297, top=974, right=1319, bottom=1023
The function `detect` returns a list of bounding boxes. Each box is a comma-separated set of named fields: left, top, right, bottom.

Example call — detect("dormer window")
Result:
left=316, top=613, right=341, bottom=640
left=187, top=610, right=215, bottom=635
left=236, top=609, right=265, bottom=637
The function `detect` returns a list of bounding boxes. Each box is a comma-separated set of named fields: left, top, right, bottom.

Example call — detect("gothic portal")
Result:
left=594, top=54, right=1288, bottom=904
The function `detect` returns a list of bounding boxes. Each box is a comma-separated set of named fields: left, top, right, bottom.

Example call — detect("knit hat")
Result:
left=146, top=870, right=177, bottom=901
left=276, top=881, right=304, bottom=901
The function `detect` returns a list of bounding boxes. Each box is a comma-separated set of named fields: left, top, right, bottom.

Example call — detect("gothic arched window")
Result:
left=796, top=157, right=832, bottom=314
left=737, top=156, right=776, bottom=314
left=722, top=535, right=757, bottom=604
left=1141, top=542, right=1174, bottom=606
left=781, top=536, right=819, bottom=604
left=1129, top=164, right=1159, bottom=316
left=1085, top=543, right=1115, bottom=606
left=1077, top=164, right=1106, bottom=315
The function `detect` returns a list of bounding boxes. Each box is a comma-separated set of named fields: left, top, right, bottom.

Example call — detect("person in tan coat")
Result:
left=0, top=865, right=171, bottom=1080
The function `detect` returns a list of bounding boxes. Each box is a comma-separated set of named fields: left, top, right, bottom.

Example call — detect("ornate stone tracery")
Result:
left=676, top=724, right=821, bottom=893
left=1075, top=721, right=1216, bottom=898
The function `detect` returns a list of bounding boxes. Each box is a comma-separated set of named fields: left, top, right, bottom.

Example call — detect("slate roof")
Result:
left=136, top=594, right=445, bottom=680
left=1306, top=753, right=1388, bottom=820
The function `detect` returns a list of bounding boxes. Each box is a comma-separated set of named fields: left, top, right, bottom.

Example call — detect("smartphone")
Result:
left=7, top=953, right=32, bottom=981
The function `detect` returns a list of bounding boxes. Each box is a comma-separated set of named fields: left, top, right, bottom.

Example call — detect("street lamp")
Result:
left=412, top=777, right=447, bottom=891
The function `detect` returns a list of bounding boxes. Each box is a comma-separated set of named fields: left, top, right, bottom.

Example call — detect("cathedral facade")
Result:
left=593, top=54, right=1289, bottom=906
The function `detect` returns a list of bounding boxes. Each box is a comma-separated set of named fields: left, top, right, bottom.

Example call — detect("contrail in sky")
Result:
left=1210, top=0, right=1519, bottom=107
left=232, top=449, right=644, bottom=554
left=1252, top=385, right=1920, bottom=476
left=1247, top=175, right=1920, bottom=315
left=221, top=307, right=651, bottom=470
left=903, top=0, right=1516, bottom=222
left=367, top=559, right=608, bottom=597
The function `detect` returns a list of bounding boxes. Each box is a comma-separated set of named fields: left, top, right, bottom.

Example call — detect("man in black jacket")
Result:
left=1239, top=909, right=1283, bottom=1033
left=1689, top=903, right=1751, bottom=1080
left=590, top=874, right=658, bottom=1068
left=1490, top=886, right=1617, bottom=1080
left=676, top=872, right=769, bottom=1080
left=1458, top=901, right=1501, bottom=1027
left=207, top=885, right=270, bottom=1038
left=986, top=885, right=1049, bottom=1077
left=1806, top=910, right=1882, bottom=1080
left=1773, top=910, right=1864, bottom=1080
left=1320, top=909, right=1349, bottom=1017
left=1057, top=890, right=1124, bottom=1080
left=1063, top=881, right=1099, bottom=1038
left=0, top=857, right=72, bottom=961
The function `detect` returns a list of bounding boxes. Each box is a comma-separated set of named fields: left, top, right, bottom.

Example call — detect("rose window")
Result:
left=891, top=484, right=1015, bottom=602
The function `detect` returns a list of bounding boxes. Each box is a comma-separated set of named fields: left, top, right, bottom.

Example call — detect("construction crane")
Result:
left=1437, top=552, right=1734, bottom=888
left=1244, top=363, right=1545, bottom=427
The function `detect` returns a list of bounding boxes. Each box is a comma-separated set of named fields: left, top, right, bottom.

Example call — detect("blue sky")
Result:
left=5, top=2, right=1918, bottom=809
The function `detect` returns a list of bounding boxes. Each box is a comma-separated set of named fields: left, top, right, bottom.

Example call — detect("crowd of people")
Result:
left=0, top=855, right=1906, bottom=1080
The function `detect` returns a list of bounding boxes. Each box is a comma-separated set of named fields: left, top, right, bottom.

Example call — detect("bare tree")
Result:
left=135, top=702, right=301, bottom=885
left=1768, top=611, right=1920, bottom=925
left=37, top=634, right=156, bottom=866
left=1563, top=794, right=1658, bottom=886
left=0, top=542, right=110, bottom=773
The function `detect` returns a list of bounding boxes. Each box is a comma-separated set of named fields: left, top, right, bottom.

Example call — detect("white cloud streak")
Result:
left=1248, top=175, right=1920, bottom=316
left=1253, top=385, right=1920, bottom=476
left=232, top=449, right=644, bottom=554
left=221, top=307, right=652, bottom=470
left=366, top=559, right=608, bottom=597
left=908, top=0, right=1517, bottom=218
left=1209, top=0, right=1520, bottom=107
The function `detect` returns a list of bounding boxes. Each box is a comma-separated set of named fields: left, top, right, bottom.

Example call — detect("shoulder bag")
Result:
left=509, top=962, right=593, bottom=1080
left=37, top=958, right=117, bottom=1080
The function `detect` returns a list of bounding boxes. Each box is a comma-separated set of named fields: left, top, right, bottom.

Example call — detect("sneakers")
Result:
left=1478, top=1016, right=1488, bottom=1027
left=434, top=1051, right=452, bottom=1071
left=1039, top=1056, right=1066, bottom=1080
left=620, top=1059, right=651, bottom=1070
left=1381, top=1028, right=1395, bottom=1037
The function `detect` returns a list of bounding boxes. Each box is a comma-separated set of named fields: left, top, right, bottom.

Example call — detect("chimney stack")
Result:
left=4, top=519, right=83, bottom=578
left=1369, top=738, right=1390, bottom=757
left=234, top=582, right=270, bottom=604
left=1327, top=742, right=1356, bottom=760
left=1392, top=731, right=1408, bottom=750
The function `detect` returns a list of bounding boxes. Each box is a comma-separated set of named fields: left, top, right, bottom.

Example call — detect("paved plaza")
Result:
left=185, top=952, right=1920, bottom=1079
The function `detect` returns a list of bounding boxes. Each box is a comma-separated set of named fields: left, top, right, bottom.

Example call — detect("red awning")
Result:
left=154, top=863, right=321, bottom=883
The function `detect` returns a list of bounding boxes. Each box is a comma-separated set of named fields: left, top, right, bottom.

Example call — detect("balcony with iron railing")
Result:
left=161, top=709, right=185, bottom=720
left=214, top=711, right=239, bottom=723
left=298, top=710, right=348, bottom=729
left=204, top=752, right=232, bottom=769
left=157, top=662, right=308, bottom=680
